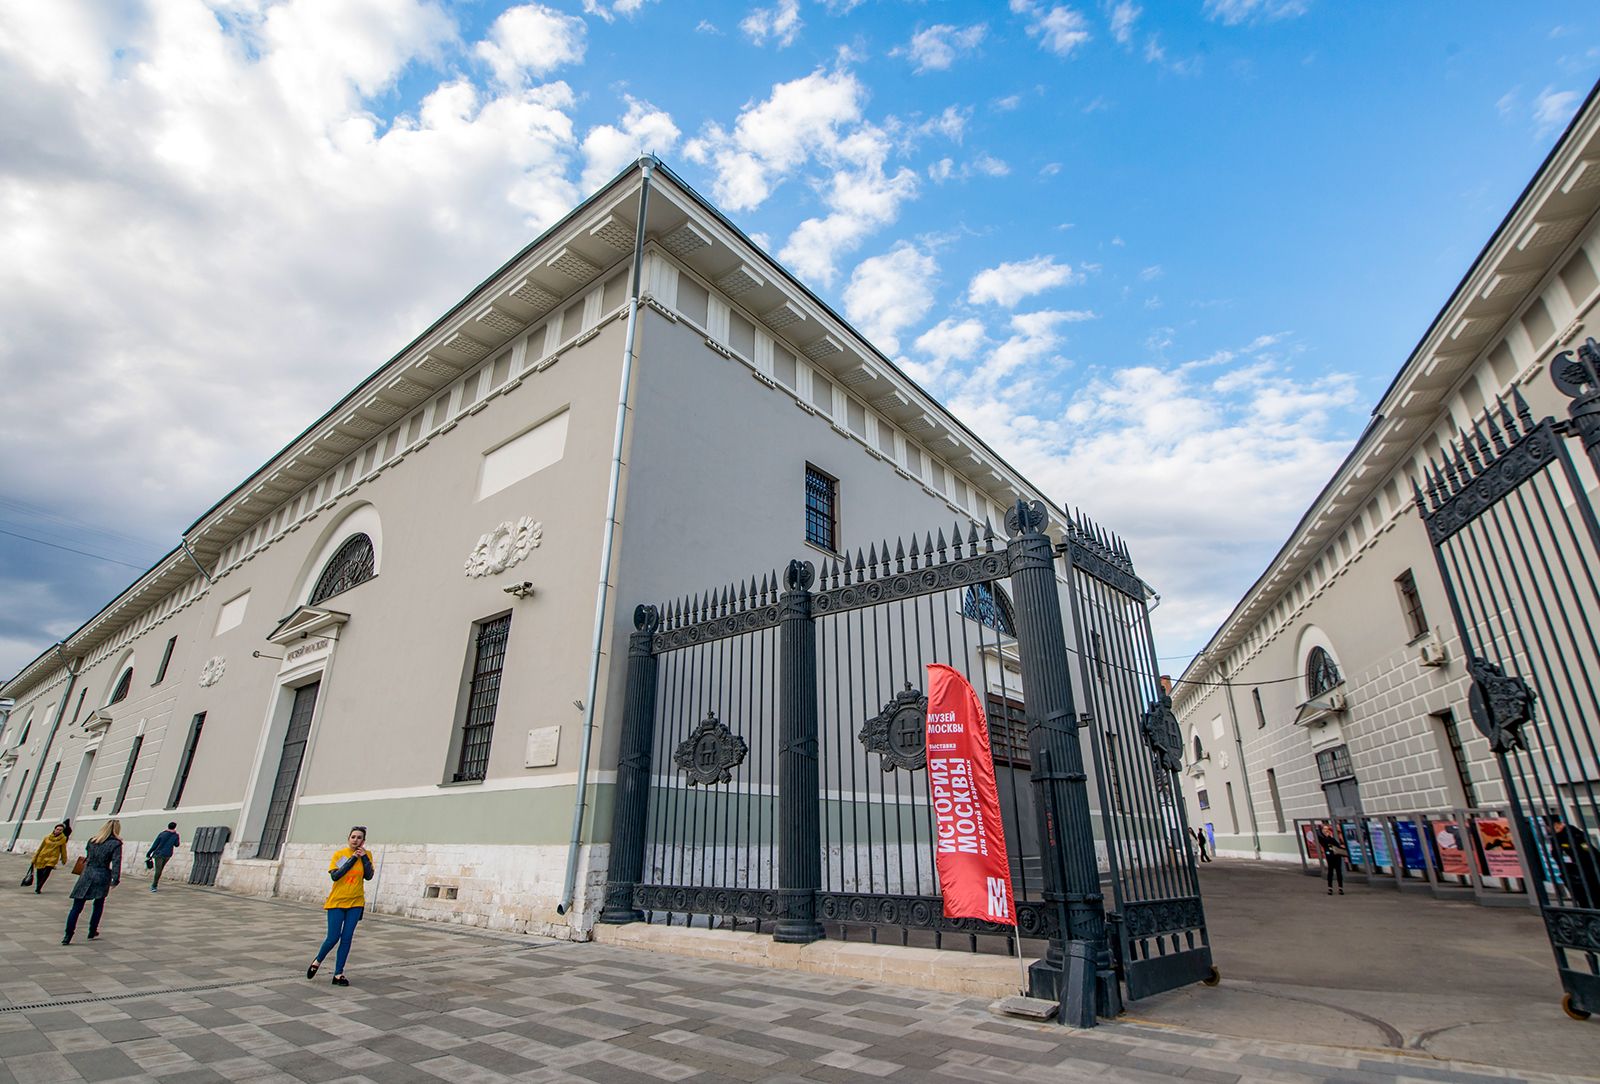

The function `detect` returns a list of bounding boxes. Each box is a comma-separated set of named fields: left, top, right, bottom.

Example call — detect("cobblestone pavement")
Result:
left=1, top=857, right=1593, bottom=1084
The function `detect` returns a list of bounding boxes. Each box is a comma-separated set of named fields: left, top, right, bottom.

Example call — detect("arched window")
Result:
left=963, top=583, right=1016, bottom=636
left=1192, top=734, right=1205, bottom=762
left=309, top=534, right=375, bottom=605
left=1306, top=646, right=1342, bottom=698
left=108, top=669, right=133, bottom=705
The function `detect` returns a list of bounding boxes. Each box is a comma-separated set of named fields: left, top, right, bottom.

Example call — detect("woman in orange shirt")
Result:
left=307, top=827, right=373, bottom=986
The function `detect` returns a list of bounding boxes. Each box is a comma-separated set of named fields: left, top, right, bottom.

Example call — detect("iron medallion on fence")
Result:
left=673, top=709, right=748, bottom=785
left=1141, top=694, right=1183, bottom=772
left=859, top=682, right=929, bottom=772
left=1466, top=656, right=1536, bottom=753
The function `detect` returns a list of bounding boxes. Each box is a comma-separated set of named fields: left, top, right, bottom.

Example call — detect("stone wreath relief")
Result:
left=465, top=516, right=542, bottom=578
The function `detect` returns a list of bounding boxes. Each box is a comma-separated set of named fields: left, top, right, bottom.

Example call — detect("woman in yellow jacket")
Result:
left=26, top=824, right=69, bottom=893
left=306, top=827, right=372, bottom=986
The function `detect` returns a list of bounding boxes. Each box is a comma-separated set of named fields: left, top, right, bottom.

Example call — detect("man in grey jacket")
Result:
left=146, top=823, right=181, bottom=891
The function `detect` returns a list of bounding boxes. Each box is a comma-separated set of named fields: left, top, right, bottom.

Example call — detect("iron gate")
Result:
left=601, top=500, right=1212, bottom=1023
left=1064, top=517, right=1214, bottom=1001
left=1416, top=350, right=1600, bottom=1021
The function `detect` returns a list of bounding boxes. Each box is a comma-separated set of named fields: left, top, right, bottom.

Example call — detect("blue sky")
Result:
left=1, top=1, right=1597, bottom=681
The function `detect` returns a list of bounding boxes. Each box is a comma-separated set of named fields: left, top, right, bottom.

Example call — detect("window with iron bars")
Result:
left=804, top=465, right=838, bottom=553
left=454, top=615, right=511, bottom=782
left=1395, top=569, right=1429, bottom=641
left=1306, top=646, right=1341, bottom=698
left=985, top=695, right=1029, bottom=767
left=1315, top=743, right=1354, bottom=783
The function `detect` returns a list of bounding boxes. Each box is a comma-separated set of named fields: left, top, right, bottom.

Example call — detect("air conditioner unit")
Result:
left=1419, top=638, right=1449, bottom=668
left=1325, top=692, right=1348, bottom=711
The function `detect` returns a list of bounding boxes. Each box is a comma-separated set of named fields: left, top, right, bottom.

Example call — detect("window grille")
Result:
left=167, top=713, right=205, bottom=809
left=1435, top=710, right=1479, bottom=808
left=153, top=636, right=177, bottom=685
left=1192, top=734, right=1205, bottom=762
left=1315, top=743, right=1354, bottom=783
left=1305, top=646, right=1341, bottom=698
left=112, top=735, right=144, bottom=815
left=108, top=668, right=133, bottom=705
left=309, top=534, right=375, bottom=605
left=1395, top=569, right=1428, bottom=640
left=985, top=695, right=1029, bottom=767
left=804, top=466, right=837, bottom=553
left=963, top=582, right=1016, bottom=636
left=455, top=616, right=511, bottom=782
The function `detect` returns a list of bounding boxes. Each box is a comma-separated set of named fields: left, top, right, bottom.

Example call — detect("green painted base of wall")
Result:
left=287, top=783, right=615, bottom=847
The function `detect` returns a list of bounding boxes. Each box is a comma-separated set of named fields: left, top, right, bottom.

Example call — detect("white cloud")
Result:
left=904, top=23, right=987, bottom=73
left=968, top=255, right=1083, bottom=306
left=993, top=94, right=1022, bottom=111
left=915, top=105, right=968, bottom=142
left=0, top=0, right=596, bottom=675
left=580, top=97, right=680, bottom=192
left=686, top=68, right=920, bottom=285
left=741, top=0, right=803, bottom=48
left=974, top=153, right=1010, bottom=176
left=1108, top=1, right=1140, bottom=44
left=1139, top=264, right=1163, bottom=281
left=842, top=244, right=939, bottom=354
left=477, top=3, right=586, bottom=86
left=915, top=318, right=988, bottom=367
left=582, top=0, right=658, bottom=22
left=1010, top=0, right=1092, bottom=58
left=696, top=19, right=722, bottom=33
left=1533, top=85, right=1581, bottom=137
left=1203, top=0, right=1311, bottom=25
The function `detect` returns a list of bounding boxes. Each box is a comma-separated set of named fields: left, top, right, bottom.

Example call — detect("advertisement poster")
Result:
left=1475, top=817, right=1523, bottom=879
left=1396, top=821, right=1426, bottom=870
left=1367, top=821, right=1392, bottom=869
left=1341, top=823, right=1367, bottom=865
left=923, top=664, right=1015, bottom=924
left=1435, top=820, right=1471, bottom=876
left=1302, top=824, right=1323, bottom=860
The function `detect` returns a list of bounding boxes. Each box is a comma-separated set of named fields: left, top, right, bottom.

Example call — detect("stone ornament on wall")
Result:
left=198, top=656, right=226, bottom=688
left=465, top=516, right=542, bottom=578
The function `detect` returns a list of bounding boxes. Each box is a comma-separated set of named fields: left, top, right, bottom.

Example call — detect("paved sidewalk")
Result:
left=1, top=855, right=1594, bottom=1084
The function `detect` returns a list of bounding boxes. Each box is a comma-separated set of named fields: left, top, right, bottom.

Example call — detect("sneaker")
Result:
left=61, top=936, right=72, bottom=945
left=87, top=932, right=99, bottom=940
left=331, top=975, right=349, bottom=987
left=150, top=885, right=158, bottom=892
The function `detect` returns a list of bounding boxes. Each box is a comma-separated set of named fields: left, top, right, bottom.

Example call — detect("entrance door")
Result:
left=256, top=681, right=319, bottom=860
left=62, top=750, right=96, bottom=823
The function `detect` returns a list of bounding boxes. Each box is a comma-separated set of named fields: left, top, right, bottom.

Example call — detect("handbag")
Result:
left=72, top=856, right=87, bottom=875
left=21, top=867, right=33, bottom=887
left=146, top=857, right=154, bottom=870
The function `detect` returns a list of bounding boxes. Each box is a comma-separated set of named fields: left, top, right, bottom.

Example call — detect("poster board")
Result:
left=1301, top=823, right=1323, bottom=861
left=1367, top=820, right=1392, bottom=869
left=1434, top=820, right=1470, bottom=876
left=1341, top=823, right=1367, bottom=865
left=1395, top=821, right=1426, bottom=871
left=1475, top=817, right=1522, bottom=879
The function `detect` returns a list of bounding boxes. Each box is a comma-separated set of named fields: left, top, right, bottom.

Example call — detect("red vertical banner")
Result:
left=925, top=663, right=1015, bottom=923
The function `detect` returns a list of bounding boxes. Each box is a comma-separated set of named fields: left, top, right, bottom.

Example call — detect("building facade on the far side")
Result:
left=0, top=159, right=1083, bottom=938
left=1172, top=82, right=1600, bottom=870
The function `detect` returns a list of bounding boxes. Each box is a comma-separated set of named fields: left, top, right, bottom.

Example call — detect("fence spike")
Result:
left=950, top=520, right=963, bottom=558
left=936, top=528, right=948, bottom=563
left=856, top=548, right=866, bottom=577
left=1486, top=401, right=1508, bottom=454
left=909, top=533, right=921, bottom=570
left=968, top=520, right=980, bottom=550
left=895, top=537, right=906, bottom=573
left=868, top=542, right=879, bottom=579
left=1473, top=421, right=1494, bottom=464
left=1497, top=393, right=1522, bottom=442
left=984, top=517, right=996, bottom=552
left=1453, top=440, right=1471, bottom=487
left=1513, top=386, right=1536, bottom=431
left=883, top=540, right=892, bottom=576
left=1460, top=427, right=1484, bottom=474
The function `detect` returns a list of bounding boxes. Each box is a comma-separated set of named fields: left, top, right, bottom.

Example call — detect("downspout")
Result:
left=7, top=649, right=81, bottom=851
left=1220, top=660, right=1262, bottom=859
left=557, top=157, right=655, bottom=918
left=181, top=536, right=215, bottom=584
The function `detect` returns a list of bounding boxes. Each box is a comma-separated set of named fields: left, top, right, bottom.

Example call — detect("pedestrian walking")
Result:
left=62, top=820, right=122, bottom=944
left=1193, top=827, right=1212, bottom=862
left=307, top=827, right=374, bottom=987
left=1317, top=824, right=1347, bottom=894
left=24, top=824, right=69, bottom=892
left=146, top=822, right=181, bottom=891
left=1548, top=815, right=1600, bottom=909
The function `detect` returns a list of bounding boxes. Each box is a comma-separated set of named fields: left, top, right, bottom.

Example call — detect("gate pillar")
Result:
left=775, top=559, right=824, bottom=944
left=599, top=605, right=660, bottom=925
left=1007, top=500, right=1110, bottom=1026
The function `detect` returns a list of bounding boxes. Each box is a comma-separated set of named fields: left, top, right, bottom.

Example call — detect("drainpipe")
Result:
left=7, top=648, right=81, bottom=851
left=180, top=536, right=214, bottom=584
left=1219, top=659, right=1262, bottom=860
left=557, top=157, right=655, bottom=919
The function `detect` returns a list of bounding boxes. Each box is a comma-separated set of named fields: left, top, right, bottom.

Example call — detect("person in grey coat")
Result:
left=63, top=820, right=122, bottom=945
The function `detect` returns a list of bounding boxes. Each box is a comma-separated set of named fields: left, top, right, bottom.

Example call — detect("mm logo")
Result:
left=987, top=877, right=1009, bottom=919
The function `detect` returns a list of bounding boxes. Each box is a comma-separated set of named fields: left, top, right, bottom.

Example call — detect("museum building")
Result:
left=0, top=160, right=1078, bottom=936
left=1172, top=84, right=1600, bottom=883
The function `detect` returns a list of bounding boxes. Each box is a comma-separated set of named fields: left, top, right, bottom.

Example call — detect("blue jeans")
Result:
left=317, top=907, right=363, bottom=973
left=65, top=897, right=105, bottom=938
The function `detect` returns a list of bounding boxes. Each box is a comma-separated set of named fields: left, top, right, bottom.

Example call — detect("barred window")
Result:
left=1305, top=646, right=1341, bottom=698
left=986, top=695, right=1028, bottom=767
left=1315, top=744, right=1354, bottom=783
left=963, top=583, right=1016, bottom=636
left=310, top=534, right=375, bottom=605
left=805, top=465, right=838, bottom=553
left=455, top=616, right=511, bottom=782
left=108, top=668, right=133, bottom=705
